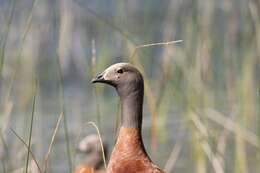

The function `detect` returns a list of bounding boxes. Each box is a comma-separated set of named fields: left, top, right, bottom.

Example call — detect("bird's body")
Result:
left=92, top=62, right=165, bottom=173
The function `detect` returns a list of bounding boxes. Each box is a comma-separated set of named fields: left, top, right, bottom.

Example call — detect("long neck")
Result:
left=110, top=83, right=151, bottom=165
left=119, top=87, right=143, bottom=130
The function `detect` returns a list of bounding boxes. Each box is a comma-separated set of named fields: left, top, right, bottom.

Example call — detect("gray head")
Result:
left=92, top=63, right=144, bottom=97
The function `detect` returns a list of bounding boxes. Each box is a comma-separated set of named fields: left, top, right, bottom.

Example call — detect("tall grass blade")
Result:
left=164, top=142, right=182, bottom=172
left=16, top=0, right=38, bottom=64
left=43, top=112, right=64, bottom=173
left=91, top=39, right=102, bottom=129
left=24, top=79, right=37, bottom=173
left=0, top=0, right=16, bottom=75
left=205, top=109, right=259, bottom=148
left=86, top=122, right=107, bottom=169
left=10, top=128, right=42, bottom=173
left=55, top=52, right=72, bottom=172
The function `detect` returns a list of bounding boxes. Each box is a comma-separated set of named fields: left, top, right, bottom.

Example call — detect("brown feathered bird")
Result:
left=74, top=134, right=107, bottom=173
left=92, top=62, right=165, bottom=173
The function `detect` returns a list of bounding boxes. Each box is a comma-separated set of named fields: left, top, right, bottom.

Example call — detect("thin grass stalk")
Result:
left=55, top=54, right=72, bottom=172
left=56, top=3, right=74, bottom=169
left=189, top=112, right=206, bottom=173
left=80, top=4, right=167, bottom=62
left=16, top=0, right=38, bottom=66
left=16, top=0, right=38, bottom=140
left=1, top=3, right=38, bottom=164
left=187, top=111, right=207, bottom=173
left=130, top=40, right=183, bottom=62
left=72, top=122, right=88, bottom=162
left=191, top=112, right=224, bottom=173
left=235, top=131, right=247, bottom=173
left=43, top=112, right=64, bottom=173
left=86, top=122, right=107, bottom=169
left=24, top=79, right=37, bottom=173
left=216, top=122, right=232, bottom=172
left=10, top=128, right=42, bottom=173
left=2, top=0, right=38, bottom=131
left=248, top=2, right=260, bottom=170
left=91, top=39, right=102, bottom=130
left=157, top=0, right=179, bottom=107
left=205, top=109, right=259, bottom=148
left=249, top=1, right=260, bottom=60
left=164, top=141, right=182, bottom=172
left=0, top=0, right=16, bottom=75
left=258, top=86, right=260, bottom=171
left=219, top=101, right=234, bottom=165
left=83, top=6, right=136, bottom=45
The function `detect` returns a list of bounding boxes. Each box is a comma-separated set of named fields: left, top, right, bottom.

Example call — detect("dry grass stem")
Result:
left=10, top=128, right=42, bottom=173
left=190, top=112, right=224, bottom=173
left=43, top=112, right=64, bottom=173
left=24, top=79, right=37, bottom=173
left=130, top=40, right=183, bottom=61
left=164, top=142, right=182, bottom=172
left=0, top=0, right=16, bottom=74
left=136, top=40, right=183, bottom=49
left=86, top=122, right=107, bottom=169
left=205, top=109, right=259, bottom=148
left=91, top=39, right=102, bottom=129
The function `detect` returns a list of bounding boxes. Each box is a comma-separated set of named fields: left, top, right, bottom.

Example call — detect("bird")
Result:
left=74, top=134, right=107, bottom=173
left=92, top=62, right=165, bottom=173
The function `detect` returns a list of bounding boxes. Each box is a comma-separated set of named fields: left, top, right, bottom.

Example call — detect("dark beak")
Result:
left=91, top=72, right=105, bottom=83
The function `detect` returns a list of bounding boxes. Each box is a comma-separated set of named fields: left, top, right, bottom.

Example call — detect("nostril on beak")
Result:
left=91, top=72, right=105, bottom=83
left=97, top=74, right=103, bottom=79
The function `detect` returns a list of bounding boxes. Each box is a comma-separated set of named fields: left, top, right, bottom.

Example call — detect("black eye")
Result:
left=117, top=69, right=123, bottom=74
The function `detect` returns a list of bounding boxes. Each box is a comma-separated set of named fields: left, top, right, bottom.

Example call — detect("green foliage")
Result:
left=0, top=0, right=259, bottom=172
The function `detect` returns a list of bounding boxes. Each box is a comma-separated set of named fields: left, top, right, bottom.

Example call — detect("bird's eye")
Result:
left=117, top=69, right=123, bottom=74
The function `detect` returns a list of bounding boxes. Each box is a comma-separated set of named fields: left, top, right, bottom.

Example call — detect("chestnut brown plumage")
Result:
left=74, top=135, right=107, bottom=173
left=92, top=62, right=165, bottom=173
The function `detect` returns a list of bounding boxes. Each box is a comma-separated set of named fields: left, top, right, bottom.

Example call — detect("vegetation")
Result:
left=0, top=0, right=259, bottom=173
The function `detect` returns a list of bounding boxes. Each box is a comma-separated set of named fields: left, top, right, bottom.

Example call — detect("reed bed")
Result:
left=0, top=0, right=259, bottom=173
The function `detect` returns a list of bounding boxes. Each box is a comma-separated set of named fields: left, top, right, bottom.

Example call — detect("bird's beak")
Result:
left=91, top=72, right=105, bottom=83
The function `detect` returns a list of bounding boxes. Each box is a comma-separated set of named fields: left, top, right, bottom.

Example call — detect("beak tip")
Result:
left=91, top=78, right=97, bottom=83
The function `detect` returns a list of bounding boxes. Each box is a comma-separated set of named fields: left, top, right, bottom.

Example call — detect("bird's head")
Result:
left=92, top=62, right=144, bottom=97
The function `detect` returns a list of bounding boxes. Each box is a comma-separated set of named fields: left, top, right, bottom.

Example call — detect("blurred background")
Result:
left=0, top=0, right=259, bottom=172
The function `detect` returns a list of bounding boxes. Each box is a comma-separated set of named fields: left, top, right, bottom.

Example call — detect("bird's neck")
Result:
left=120, top=88, right=143, bottom=130
left=113, top=86, right=149, bottom=159
left=112, top=127, right=150, bottom=160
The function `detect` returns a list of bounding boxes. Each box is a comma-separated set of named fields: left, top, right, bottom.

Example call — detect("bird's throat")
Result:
left=120, top=89, right=143, bottom=130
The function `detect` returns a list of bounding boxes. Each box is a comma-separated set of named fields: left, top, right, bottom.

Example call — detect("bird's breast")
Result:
left=107, top=127, right=164, bottom=173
